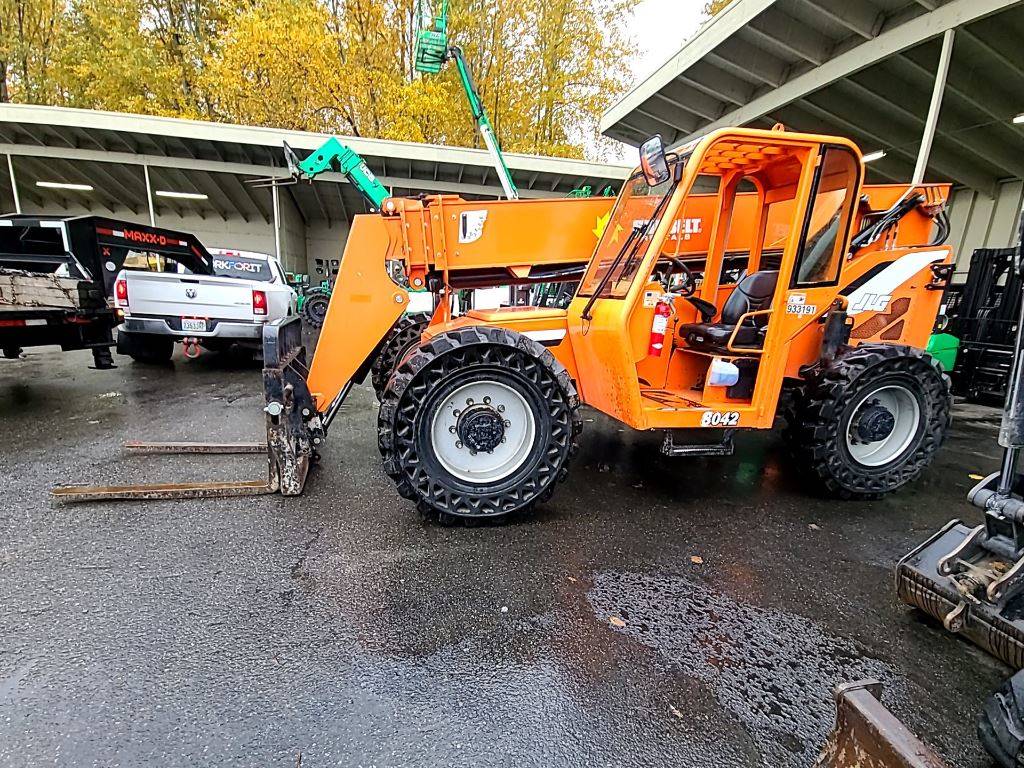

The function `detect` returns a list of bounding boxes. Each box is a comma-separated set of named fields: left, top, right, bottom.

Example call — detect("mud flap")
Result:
left=262, top=317, right=325, bottom=496
left=814, top=680, right=949, bottom=768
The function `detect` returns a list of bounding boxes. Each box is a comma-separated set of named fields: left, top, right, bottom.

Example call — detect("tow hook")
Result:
left=182, top=337, right=202, bottom=359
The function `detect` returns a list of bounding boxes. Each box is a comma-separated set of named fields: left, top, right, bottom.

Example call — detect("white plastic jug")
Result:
left=707, top=359, right=740, bottom=388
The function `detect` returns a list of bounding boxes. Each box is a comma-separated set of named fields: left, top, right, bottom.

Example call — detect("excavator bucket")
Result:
left=52, top=317, right=323, bottom=502
left=892, top=514, right=1024, bottom=671
left=814, top=681, right=949, bottom=768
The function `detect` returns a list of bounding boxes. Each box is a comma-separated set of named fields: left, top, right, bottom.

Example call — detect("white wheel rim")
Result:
left=845, top=384, right=921, bottom=467
left=429, top=381, right=537, bottom=484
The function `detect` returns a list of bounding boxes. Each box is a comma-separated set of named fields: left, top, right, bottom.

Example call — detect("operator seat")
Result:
left=677, top=270, right=779, bottom=354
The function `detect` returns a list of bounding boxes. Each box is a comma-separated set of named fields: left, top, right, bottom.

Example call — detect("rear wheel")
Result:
left=300, top=289, right=330, bottom=328
left=117, top=332, right=174, bottom=364
left=378, top=326, right=581, bottom=523
left=785, top=344, right=951, bottom=498
left=2, top=347, right=22, bottom=359
left=370, top=312, right=431, bottom=400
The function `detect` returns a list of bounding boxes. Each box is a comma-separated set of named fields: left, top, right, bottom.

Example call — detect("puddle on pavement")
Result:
left=587, top=570, right=899, bottom=766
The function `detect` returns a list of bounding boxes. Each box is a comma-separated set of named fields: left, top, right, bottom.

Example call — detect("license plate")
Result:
left=181, top=318, right=207, bottom=332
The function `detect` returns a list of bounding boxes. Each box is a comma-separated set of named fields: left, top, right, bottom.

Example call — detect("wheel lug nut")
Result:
left=449, top=426, right=456, bottom=434
left=453, top=409, right=461, bottom=417
left=501, top=437, right=506, bottom=443
left=470, top=449, right=477, bottom=456
left=503, top=420, right=511, bottom=427
left=466, top=398, right=474, bottom=405
left=484, top=396, right=491, bottom=404
left=497, top=405, right=505, bottom=413
left=455, top=441, right=463, bottom=449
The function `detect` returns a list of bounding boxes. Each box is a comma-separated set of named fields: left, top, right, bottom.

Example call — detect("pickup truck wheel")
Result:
left=2, top=347, right=22, bottom=359
left=300, top=289, right=330, bottom=328
left=378, top=326, right=582, bottom=523
left=118, top=332, right=174, bottom=364
left=785, top=344, right=951, bottom=499
left=370, top=312, right=430, bottom=401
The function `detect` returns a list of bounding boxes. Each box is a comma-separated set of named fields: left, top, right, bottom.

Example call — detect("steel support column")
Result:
left=143, top=164, right=156, bottom=225
left=6, top=154, right=21, bottom=214
left=913, top=28, right=956, bottom=185
left=272, top=181, right=282, bottom=261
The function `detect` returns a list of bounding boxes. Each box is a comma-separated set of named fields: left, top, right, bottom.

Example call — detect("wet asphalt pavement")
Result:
left=0, top=343, right=1011, bottom=767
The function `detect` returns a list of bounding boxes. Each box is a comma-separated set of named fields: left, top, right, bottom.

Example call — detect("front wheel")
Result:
left=378, top=326, right=582, bottom=523
left=785, top=344, right=951, bottom=499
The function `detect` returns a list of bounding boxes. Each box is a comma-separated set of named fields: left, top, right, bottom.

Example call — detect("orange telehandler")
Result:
left=56, top=126, right=956, bottom=526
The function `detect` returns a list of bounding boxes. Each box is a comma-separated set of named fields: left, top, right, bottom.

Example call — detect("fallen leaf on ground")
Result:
left=690, top=555, right=704, bottom=565
left=969, top=473, right=984, bottom=481
left=98, top=392, right=121, bottom=399
left=609, top=616, right=626, bottom=628
left=809, top=523, right=821, bottom=531
left=567, top=576, right=577, bottom=584
left=669, top=704, right=684, bottom=719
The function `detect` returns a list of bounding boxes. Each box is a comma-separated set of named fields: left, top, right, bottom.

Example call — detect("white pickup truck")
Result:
left=115, top=250, right=297, bottom=363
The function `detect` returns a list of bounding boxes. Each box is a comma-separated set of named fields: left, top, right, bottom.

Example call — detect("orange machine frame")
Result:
left=307, top=128, right=951, bottom=424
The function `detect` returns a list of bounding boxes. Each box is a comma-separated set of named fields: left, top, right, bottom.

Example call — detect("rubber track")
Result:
left=377, top=325, right=582, bottom=522
left=784, top=344, right=952, bottom=499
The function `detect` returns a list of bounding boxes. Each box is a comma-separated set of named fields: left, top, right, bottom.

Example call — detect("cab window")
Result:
left=794, top=147, right=859, bottom=286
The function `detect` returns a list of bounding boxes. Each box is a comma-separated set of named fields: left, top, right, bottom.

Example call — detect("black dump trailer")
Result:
left=0, top=215, right=213, bottom=368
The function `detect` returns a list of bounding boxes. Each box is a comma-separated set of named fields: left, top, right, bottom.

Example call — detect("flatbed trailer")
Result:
left=0, top=214, right=214, bottom=367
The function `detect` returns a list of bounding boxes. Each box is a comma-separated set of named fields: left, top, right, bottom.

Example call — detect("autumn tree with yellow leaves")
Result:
left=0, top=0, right=637, bottom=159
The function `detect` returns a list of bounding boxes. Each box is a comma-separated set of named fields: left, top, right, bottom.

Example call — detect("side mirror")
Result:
left=639, top=135, right=671, bottom=187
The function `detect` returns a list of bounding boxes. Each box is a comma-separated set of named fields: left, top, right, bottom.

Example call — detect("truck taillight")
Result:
left=252, top=289, right=268, bottom=316
left=115, top=278, right=129, bottom=307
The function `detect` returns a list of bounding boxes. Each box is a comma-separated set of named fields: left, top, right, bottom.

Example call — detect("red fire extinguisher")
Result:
left=648, top=295, right=673, bottom=356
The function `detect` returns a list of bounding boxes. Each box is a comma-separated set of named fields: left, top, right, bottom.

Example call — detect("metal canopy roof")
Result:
left=0, top=105, right=631, bottom=224
left=601, top=0, right=1024, bottom=194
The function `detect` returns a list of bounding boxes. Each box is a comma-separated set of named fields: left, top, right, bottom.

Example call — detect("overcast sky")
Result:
left=603, top=0, right=708, bottom=161
left=628, top=0, right=708, bottom=82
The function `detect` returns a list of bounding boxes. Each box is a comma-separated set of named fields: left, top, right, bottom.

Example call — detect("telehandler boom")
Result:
left=56, top=126, right=955, bottom=521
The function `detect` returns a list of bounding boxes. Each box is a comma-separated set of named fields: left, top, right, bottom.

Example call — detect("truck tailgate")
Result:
left=125, top=271, right=255, bottom=320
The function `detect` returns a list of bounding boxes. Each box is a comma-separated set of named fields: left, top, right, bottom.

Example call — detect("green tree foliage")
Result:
left=704, top=0, right=733, bottom=16
left=0, top=0, right=635, bottom=159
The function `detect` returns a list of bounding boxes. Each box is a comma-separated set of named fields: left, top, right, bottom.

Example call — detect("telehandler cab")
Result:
left=56, top=127, right=955, bottom=524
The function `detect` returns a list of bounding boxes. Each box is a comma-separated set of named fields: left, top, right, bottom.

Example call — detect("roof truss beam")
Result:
left=743, top=9, right=835, bottom=66
left=679, top=0, right=1019, bottom=143
left=793, top=0, right=884, bottom=40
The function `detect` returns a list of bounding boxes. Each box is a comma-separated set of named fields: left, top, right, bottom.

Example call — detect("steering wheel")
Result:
left=662, top=256, right=696, bottom=296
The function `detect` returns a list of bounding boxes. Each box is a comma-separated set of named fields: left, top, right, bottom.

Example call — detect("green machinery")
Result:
left=415, top=0, right=519, bottom=201
left=279, top=140, right=393, bottom=327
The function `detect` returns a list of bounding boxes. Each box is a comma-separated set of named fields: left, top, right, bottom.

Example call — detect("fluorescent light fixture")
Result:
left=1014, top=113, right=1024, bottom=125
left=862, top=150, right=887, bottom=163
left=154, top=190, right=208, bottom=201
left=36, top=181, right=93, bottom=191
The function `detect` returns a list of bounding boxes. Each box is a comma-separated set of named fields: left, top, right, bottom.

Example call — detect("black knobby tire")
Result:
left=118, top=333, right=174, bottom=364
left=370, top=312, right=431, bottom=401
left=978, top=672, right=1024, bottom=768
left=378, top=326, right=582, bottom=522
left=301, top=289, right=331, bottom=328
left=784, top=344, right=951, bottom=499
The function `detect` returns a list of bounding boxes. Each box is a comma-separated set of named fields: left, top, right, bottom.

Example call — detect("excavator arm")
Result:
left=285, top=138, right=390, bottom=209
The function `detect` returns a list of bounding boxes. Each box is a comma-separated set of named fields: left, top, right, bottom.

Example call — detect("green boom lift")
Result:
left=415, top=0, right=519, bottom=200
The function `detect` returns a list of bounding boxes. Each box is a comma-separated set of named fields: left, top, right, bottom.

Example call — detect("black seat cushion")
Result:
left=677, top=270, right=779, bottom=353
